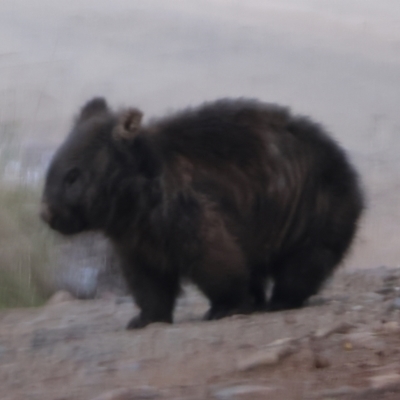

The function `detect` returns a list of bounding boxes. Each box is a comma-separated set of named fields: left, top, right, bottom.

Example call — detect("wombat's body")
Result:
left=41, top=98, right=363, bottom=328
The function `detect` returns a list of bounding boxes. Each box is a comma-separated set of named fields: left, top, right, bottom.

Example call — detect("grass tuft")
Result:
left=0, top=120, right=56, bottom=308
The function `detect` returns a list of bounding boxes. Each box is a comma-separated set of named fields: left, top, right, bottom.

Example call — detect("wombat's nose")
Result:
left=40, top=202, right=53, bottom=224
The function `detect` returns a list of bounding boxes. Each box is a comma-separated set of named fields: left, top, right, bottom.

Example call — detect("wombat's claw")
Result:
left=126, top=316, right=149, bottom=330
left=203, top=310, right=225, bottom=321
left=204, top=304, right=254, bottom=320
left=126, top=315, right=173, bottom=329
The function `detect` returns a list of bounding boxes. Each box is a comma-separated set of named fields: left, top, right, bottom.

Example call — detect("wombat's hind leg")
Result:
left=124, top=268, right=180, bottom=329
left=194, top=208, right=256, bottom=320
left=249, top=278, right=268, bottom=311
left=249, top=266, right=268, bottom=311
left=269, top=245, right=337, bottom=311
left=194, top=266, right=254, bottom=321
left=203, top=294, right=254, bottom=321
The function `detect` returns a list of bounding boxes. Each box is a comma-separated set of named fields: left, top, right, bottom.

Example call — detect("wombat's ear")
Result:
left=112, top=108, right=143, bottom=141
left=78, top=97, right=109, bottom=121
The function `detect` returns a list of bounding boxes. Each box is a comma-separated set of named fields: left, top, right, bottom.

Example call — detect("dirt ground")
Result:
left=1, top=266, right=400, bottom=400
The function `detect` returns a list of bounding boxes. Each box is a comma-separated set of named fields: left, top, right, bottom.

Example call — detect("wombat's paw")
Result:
left=203, top=308, right=229, bottom=321
left=126, top=316, right=150, bottom=330
left=126, top=315, right=173, bottom=329
left=267, top=299, right=304, bottom=312
left=253, top=303, right=269, bottom=312
left=204, top=304, right=255, bottom=321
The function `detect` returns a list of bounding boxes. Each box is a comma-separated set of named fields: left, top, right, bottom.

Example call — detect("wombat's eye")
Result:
left=64, top=168, right=81, bottom=186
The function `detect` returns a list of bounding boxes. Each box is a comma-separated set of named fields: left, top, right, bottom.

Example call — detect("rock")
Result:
left=236, top=338, right=296, bottom=371
left=290, top=346, right=315, bottom=370
left=31, top=327, right=87, bottom=350
left=313, top=322, right=354, bottom=339
left=212, top=385, right=274, bottom=399
left=91, top=389, right=133, bottom=400
left=0, top=343, right=15, bottom=363
left=381, top=321, right=400, bottom=334
left=357, top=360, right=380, bottom=369
left=342, top=331, right=385, bottom=353
left=115, top=296, right=133, bottom=305
left=284, top=314, right=297, bottom=324
left=55, top=232, right=128, bottom=299
left=313, top=352, right=331, bottom=369
left=316, top=385, right=359, bottom=397
left=307, top=296, right=329, bottom=307
left=383, top=274, right=399, bottom=284
left=146, top=322, right=172, bottom=330
left=390, top=297, right=400, bottom=310
left=98, top=291, right=118, bottom=301
left=343, top=342, right=353, bottom=350
left=333, top=303, right=347, bottom=315
left=90, top=387, right=161, bottom=400
left=268, top=338, right=294, bottom=347
left=375, top=287, right=394, bottom=296
left=237, top=350, right=280, bottom=370
left=369, top=373, right=400, bottom=389
left=361, top=292, right=384, bottom=303
left=46, top=290, right=76, bottom=305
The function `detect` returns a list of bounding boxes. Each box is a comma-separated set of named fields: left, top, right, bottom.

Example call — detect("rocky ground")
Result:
left=1, top=267, right=400, bottom=400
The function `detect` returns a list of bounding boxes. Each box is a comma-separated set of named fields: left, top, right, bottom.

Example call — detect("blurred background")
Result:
left=1, top=0, right=400, bottom=307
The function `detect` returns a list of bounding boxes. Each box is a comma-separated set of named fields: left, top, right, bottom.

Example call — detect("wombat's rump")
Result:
left=41, top=98, right=364, bottom=328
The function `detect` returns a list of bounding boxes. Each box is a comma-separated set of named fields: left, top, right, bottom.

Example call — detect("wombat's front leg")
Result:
left=122, top=266, right=180, bottom=329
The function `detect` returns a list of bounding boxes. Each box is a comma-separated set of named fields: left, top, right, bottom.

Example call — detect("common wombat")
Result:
left=41, top=98, right=363, bottom=328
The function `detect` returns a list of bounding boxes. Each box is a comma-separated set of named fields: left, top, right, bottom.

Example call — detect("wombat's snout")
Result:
left=40, top=201, right=53, bottom=224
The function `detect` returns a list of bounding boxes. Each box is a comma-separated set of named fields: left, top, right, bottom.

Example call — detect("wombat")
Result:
left=40, top=97, right=364, bottom=328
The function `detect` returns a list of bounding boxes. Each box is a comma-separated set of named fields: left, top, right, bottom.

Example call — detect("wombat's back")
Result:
left=145, top=98, right=363, bottom=262
left=151, top=99, right=287, bottom=168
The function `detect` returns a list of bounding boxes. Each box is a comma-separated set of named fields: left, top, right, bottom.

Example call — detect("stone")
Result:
left=382, top=321, right=400, bottom=334
left=333, top=303, right=346, bottom=315
left=90, top=387, right=160, bottom=400
left=290, top=346, right=315, bottom=370
left=383, top=274, right=399, bottom=284
left=91, top=389, right=132, bottom=400
left=284, top=314, right=297, bottom=324
left=236, top=338, right=295, bottom=371
left=361, top=292, right=383, bottom=303
left=342, top=331, right=385, bottom=353
left=369, top=373, right=400, bottom=389
left=390, top=297, right=400, bottom=310
left=307, top=296, right=329, bottom=307
left=212, top=385, right=274, bottom=399
left=313, top=352, right=331, bottom=369
left=115, top=296, right=133, bottom=305
left=46, top=290, right=76, bottom=305
left=375, top=287, right=394, bottom=296
left=343, top=342, right=353, bottom=351
left=313, top=322, right=354, bottom=339
left=0, top=343, right=15, bottom=363
left=316, top=385, right=359, bottom=397
left=31, top=327, right=87, bottom=350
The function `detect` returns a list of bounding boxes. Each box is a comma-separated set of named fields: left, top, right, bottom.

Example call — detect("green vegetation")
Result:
left=0, top=121, right=56, bottom=308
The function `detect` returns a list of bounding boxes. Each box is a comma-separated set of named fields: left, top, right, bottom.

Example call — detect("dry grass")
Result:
left=0, top=121, right=56, bottom=308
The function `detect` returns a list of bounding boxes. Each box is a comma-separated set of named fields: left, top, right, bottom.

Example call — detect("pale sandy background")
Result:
left=1, top=0, right=399, bottom=269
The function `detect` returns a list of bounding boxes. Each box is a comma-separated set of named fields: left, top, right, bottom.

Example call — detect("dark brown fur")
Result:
left=40, top=97, right=364, bottom=328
